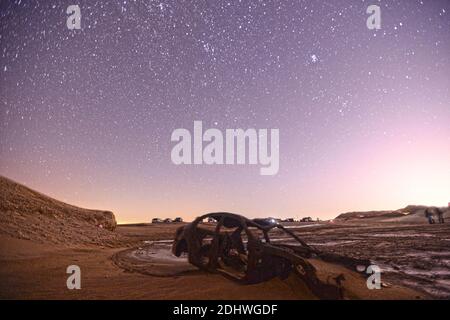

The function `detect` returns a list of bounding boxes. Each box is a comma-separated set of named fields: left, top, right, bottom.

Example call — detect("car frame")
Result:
left=172, top=212, right=369, bottom=299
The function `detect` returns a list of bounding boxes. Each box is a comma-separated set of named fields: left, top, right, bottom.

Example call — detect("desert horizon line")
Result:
left=1, top=174, right=447, bottom=225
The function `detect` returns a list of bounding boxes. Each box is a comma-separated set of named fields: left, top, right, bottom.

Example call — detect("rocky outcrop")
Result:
left=335, top=210, right=404, bottom=221
left=335, top=205, right=449, bottom=222
left=0, top=176, right=122, bottom=246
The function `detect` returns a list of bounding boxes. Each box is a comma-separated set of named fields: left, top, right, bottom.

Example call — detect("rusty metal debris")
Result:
left=172, top=212, right=370, bottom=299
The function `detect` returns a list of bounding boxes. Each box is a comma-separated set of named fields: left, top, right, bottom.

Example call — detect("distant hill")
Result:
left=335, top=210, right=404, bottom=220
left=0, top=176, right=123, bottom=246
left=335, top=205, right=449, bottom=223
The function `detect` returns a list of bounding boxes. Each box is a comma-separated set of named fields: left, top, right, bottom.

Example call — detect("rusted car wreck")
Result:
left=172, top=212, right=370, bottom=299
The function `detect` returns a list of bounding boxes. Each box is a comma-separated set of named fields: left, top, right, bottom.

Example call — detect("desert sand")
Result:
left=1, top=176, right=448, bottom=300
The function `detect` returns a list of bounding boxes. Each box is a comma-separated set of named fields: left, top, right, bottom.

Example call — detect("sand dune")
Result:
left=0, top=176, right=122, bottom=246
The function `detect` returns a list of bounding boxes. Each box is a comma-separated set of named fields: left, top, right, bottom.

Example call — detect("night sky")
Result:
left=1, top=0, right=449, bottom=223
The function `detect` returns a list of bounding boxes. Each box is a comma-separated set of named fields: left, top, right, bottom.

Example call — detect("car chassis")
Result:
left=172, top=212, right=370, bottom=299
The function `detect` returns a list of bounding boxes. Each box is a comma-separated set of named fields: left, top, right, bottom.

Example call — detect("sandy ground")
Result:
left=1, top=176, right=446, bottom=299
left=0, top=222, right=439, bottom=300
left=0, top=233, right=315, bottom=300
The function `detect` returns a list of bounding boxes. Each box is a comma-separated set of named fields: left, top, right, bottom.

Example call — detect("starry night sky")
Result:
left=1, top=0, right=449, bottom=223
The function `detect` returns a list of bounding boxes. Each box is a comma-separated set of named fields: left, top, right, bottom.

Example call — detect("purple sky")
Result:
left=1, top=0, right=449, bottom=223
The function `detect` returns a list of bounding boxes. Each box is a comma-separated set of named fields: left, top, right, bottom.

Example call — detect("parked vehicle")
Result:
left=300, top=217, right=313, bottom=222
left=152, top=218, right=163, bottom=223
left=163, top=218, right=173, bottom=223
left=174, top=217, right=183, bottom=223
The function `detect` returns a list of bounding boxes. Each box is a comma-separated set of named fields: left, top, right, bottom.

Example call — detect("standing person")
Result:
left=436, top=208, right=445, bottom=224
left=425, top=208, right=435, bottom=224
